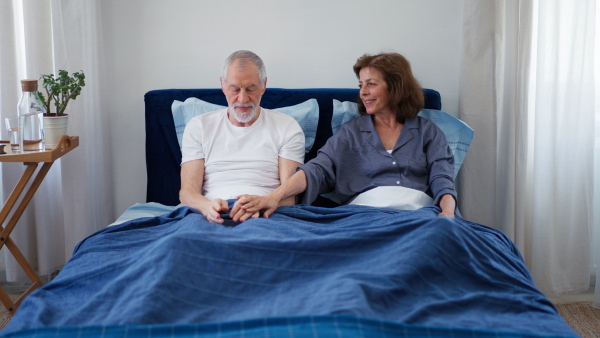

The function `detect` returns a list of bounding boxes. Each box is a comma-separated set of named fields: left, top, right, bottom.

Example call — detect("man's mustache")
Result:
left=233, top=103, right=255, bottom=109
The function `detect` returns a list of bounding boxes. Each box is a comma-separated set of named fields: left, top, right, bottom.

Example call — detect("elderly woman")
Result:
left=234, top=52, right=457, bottom=220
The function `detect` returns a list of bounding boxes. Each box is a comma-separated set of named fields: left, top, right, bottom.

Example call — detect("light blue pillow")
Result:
left=417, top=109, right=474, bottom=178
left=172, top=98, right=224, bottom=147
left=172, top=98, right=319, bottom=153
left=331, top=99, right=360, bottom=135
left=331, top=100, right=473, bottom=178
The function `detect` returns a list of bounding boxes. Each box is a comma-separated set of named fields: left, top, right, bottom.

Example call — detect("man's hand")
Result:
left=202, top=198, right=229, bottom=224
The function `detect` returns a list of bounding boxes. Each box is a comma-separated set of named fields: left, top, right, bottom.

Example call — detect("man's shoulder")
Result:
left=261, top=108, right=302, bottom=126
left=196, top=108, right=226, bottom=119
left=262, top=107, right=292, bottom=119
left=188, top=108, right=226, bottom=125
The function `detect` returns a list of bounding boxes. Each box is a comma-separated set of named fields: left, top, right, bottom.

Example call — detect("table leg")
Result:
left=0, top=162, right=53, bottom=246
left=0, top=164, right=37, bottom=235
left=0, top=161, right=55, bottom=315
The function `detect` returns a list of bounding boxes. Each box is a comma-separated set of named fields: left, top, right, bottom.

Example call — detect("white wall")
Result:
left=102, top=0, right=464, bottom=218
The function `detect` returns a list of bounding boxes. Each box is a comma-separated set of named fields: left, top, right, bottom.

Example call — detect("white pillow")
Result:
left=172, top=98, right=319, bottom=153
left=331, top=100, right=474, bottom=178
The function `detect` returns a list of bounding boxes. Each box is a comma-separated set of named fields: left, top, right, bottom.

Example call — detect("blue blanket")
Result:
left=2, top=205, right=576, bottom=337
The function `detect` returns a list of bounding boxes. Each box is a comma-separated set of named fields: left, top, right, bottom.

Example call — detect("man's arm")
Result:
left=278, top=157, right=302, bottom=206
left=180, top=159, right=228, bottom=224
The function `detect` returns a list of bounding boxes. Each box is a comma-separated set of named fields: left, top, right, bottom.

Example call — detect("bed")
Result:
left=0, top=88, right=577, bottom=337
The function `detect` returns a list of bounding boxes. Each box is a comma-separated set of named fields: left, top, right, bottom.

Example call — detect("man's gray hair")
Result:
left=221, top=50, right=267, bottom=86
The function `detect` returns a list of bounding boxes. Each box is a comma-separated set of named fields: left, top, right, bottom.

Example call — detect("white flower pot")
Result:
left=44, top=115, right=69, bottom=149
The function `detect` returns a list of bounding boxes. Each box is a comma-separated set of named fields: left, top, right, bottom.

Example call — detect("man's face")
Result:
left=221, top=60, right=266, bottom=126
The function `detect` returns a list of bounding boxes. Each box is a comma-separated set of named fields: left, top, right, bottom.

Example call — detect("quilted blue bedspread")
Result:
left=2, top=205, right=576, bottom=337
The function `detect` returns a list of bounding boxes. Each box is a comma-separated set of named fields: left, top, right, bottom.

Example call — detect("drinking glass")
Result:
left=5, top=117, right=19, bottom=151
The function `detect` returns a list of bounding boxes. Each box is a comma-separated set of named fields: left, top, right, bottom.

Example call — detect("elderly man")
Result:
left=179, top=50, right=305, bottom=224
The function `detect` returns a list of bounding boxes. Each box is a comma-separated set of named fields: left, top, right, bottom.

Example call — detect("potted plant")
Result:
left=39, top=70, right=85, bottom=148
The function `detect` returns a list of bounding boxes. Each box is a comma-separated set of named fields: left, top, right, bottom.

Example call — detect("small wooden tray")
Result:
left=0, top=135, right=79, bottom=163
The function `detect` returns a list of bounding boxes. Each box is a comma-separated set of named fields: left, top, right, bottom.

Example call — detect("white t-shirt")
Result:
left=181, top=108, right=305, bottom=200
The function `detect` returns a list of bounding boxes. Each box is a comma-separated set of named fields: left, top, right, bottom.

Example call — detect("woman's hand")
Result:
left=231, top=194, right=280, bottom=221
left=438, top=194, right=456, bottom=218
left=438, top=209, right=455, bottom=218
left=229, top=198, right=260, bottom=222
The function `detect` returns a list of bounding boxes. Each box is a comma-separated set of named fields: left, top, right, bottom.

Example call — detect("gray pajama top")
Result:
left=299, top=114, right=457, bottom=207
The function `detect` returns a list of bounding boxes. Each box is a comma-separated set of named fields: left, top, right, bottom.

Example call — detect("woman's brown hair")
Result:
left=353, top=53, right=424, bottom=121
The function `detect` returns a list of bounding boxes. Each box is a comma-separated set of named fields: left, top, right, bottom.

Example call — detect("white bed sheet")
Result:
left=349, top=186, right=433, bottom=210
left=110, top=202, right=178, bottom=226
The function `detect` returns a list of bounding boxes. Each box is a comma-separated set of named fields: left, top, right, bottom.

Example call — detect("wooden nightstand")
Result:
left=0, top=135, right=79, bottom=315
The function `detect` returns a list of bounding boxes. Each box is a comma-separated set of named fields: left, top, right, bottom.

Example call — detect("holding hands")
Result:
left=230, top=172, right=302, bottom=222
left=198, top=198, right=260, bottom=224
left=230, top=194, right=280, bottom=222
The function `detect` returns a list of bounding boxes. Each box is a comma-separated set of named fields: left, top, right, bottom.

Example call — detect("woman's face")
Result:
left=358, top=67, right=392, bottom=116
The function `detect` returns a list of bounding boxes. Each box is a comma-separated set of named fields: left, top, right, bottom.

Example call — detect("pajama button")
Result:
left=392, top=161, right=396, bottom=165
left=396, top=181, right=400, bottom=184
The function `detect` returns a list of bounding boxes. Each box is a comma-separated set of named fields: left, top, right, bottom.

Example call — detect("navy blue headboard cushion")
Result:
left=145, top=88, right=441, bottom=206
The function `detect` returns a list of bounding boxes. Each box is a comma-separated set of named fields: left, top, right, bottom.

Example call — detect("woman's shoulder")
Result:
left=325, top=115, right=369, bottom=149
left=339, top=114, right=371, bottom=132
left=411, top=115, right=444, bottom=133
left=409, top=115, right=450, bottom=147
left=412, top=115, right=434, bottom=126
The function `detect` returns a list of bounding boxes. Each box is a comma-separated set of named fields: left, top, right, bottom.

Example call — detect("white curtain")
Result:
left=594, top=0, right=600, bottom=309
left=459, top=0, right=597, bottom=301
left=0, top=0, right=113, bottom=282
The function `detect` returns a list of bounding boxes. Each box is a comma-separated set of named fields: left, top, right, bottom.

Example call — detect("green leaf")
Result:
left=38, top=70, right=86, bottom=116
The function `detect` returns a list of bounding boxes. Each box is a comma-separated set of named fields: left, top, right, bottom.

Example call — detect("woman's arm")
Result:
left=277, top=157, right=303, bottom=206
left=438, top=193, right=456, bottom=218
left=423, top=120, right=458, bottom=217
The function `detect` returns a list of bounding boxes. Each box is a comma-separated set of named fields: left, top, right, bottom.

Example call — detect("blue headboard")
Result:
left=144, top=88, right=442, bottom=206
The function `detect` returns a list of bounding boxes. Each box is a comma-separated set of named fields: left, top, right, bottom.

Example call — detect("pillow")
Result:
left=172, top=98, right=319, bottom=153
left=331, top=99, right=360, bottom=135
left=331, top=100, right=473, bottom=178
left=417, top=109, right=474, bottom=178
left=172, top=98, right=224, bottom=147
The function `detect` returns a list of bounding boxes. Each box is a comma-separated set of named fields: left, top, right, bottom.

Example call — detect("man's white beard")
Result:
left=231, top=103, right=257, bottom=123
